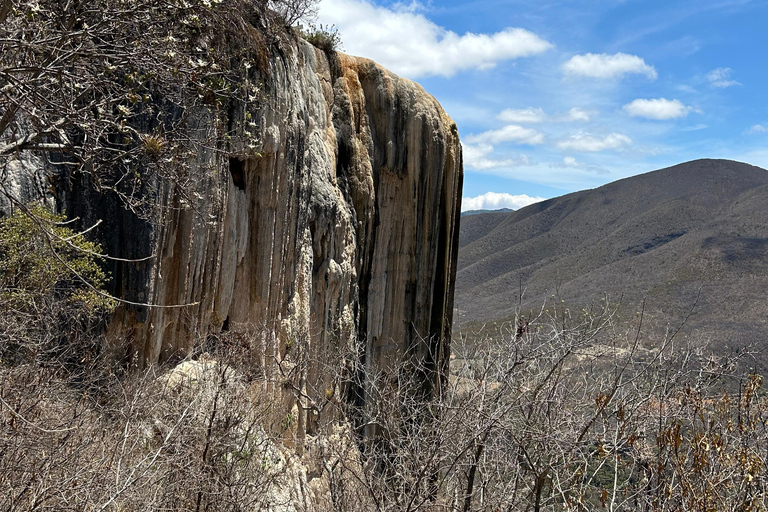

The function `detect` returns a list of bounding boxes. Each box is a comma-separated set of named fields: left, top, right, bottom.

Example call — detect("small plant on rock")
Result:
left=299, top=24, right=342, bottom=52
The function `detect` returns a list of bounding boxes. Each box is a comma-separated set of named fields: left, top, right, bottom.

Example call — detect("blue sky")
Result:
left=317, top=0, right=768, bottom=211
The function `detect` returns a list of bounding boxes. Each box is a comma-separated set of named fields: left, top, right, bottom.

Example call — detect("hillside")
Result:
left=456, top=159, right=768, bottom=360
left=461, top=207, right=514, bottom=217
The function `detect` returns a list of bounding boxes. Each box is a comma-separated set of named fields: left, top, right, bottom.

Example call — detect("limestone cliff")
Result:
left=57, top=35, right=462, bottom=421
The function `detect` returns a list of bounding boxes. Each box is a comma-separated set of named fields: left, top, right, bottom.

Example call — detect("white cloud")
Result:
left=498, top=107, right=546, bottom=123
left=317, top=0, right=553, bottom=78
left=557, top=133, right=632, bottom=152
left=551, top=156, right=609, bottom=174
left=562, top=107, right=592, bottom=122
left=389, top=0, right=427, bottom=13
left=462, top=143, right=531, bottom=170
left=562, top=156, right=579, bottom=167
left=465, top=125, right=545, bottom=146
left=746, top=124, right=768, bottom=134
left=706, top=67, right=740, bottom=88
left=562, top=52, right=657, bottom=80
left=622, top=98, right=694, bottom=120
left=462, top=192, right=545, bottom=212
left=497, top=107, right=591, bottom=124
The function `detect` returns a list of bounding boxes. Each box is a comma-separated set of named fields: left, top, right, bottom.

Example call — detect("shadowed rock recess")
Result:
left=59, top=40, right=462, bottom=410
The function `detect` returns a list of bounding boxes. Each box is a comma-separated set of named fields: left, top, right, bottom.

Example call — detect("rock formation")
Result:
left=56, top=36, right=462, bottom=428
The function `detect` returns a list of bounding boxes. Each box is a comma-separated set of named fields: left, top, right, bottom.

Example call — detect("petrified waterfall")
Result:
left=60, top=38, right=462, bottom=425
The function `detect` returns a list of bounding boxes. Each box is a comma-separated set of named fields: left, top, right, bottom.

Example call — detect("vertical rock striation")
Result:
left=63, top=37, right=462, bottom=424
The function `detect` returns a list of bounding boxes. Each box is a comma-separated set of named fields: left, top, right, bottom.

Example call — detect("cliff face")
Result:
left=61, top=37, right=461, bottom=415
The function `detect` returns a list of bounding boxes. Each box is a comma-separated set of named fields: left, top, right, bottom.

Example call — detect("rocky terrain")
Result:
left=2, top=13, right=462, bottom=436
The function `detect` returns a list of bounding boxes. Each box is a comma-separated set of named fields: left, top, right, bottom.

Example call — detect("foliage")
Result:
left=0, top=204, right=115, bottom=313
left=0, top=203, right=116, bottom=375
left=299, top=23, right=342, bottom=52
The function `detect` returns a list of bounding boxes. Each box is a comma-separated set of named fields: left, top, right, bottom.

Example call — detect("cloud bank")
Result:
left=465, top=125, right=545, bottom=146
left=498, top=107, right=546, bottom=123
left=562, top=53, right=657, bottom=80
left=317, top=0, right=552, bottom=78
left=462, top=192, right=545, bottom=212
left=497, top=107, right=592, bottom=123
left=746, top=124, right=768, bottom=134
left=563, top=107, right=592, bottom=122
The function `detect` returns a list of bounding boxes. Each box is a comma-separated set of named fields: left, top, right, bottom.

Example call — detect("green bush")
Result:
left=0, top=204, right=115, bottom=314
left=0, top=204, right=116, bottom=371
left=299, top=24, right=342, bottom=52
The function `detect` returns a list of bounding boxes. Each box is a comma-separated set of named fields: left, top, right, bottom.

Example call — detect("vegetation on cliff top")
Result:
left=298, top=23, right=342, bottom=52
left=0, top=0, right=317, bottom=217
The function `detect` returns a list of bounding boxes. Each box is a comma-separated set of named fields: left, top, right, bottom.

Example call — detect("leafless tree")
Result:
left=306, top=300, right=766, bottom=512
left=0, top=0, right=317, bottom=220
left=0, top=325, right=299, bottom=510
left=266, top=0, right=318, bottom=26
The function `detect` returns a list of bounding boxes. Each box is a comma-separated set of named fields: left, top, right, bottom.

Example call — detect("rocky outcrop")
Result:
left=57, top=35, right=461, bottom=426
left=155, top=358, right=368, bottom=512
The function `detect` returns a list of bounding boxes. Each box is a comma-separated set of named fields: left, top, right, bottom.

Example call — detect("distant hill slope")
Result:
left=461, top=208, right=514, bottom=217
left=456, top=159, right=768, bottom=360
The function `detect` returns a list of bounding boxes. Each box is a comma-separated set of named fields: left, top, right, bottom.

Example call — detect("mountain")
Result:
left=456, top=159, right=768, bottom=362
left=461, top=207, right=514, bottom=217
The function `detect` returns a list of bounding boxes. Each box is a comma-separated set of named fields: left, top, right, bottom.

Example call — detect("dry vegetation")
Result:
left=3, top=203, right=768, bottom=511
left=321, top=302, right=768, bottom=512
left=0, top=206, right=294, bottom=510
